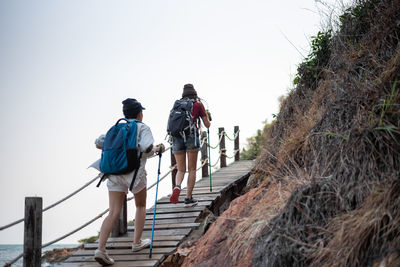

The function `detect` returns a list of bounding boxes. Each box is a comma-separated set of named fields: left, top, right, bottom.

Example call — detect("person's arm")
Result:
left=201, top=115, right=211, bottom=128
left=199, top=103, right=211, bottom=128
left=142, top=144, right=155, bottom=158
left=138, top=124, right=155, bottom=158
left=138, top=124, right=165, bottom=158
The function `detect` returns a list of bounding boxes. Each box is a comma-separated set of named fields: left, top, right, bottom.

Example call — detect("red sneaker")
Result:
left=169, top=186, right=181, bottom=204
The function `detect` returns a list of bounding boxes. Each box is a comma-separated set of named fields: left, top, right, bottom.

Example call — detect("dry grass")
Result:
left=311, top=178, right=400, bottom=267
left=250, top=0, right=400, bottom=266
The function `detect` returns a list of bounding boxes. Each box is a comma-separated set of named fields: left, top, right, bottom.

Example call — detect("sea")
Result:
left=0, top=244, right=79, bottom=267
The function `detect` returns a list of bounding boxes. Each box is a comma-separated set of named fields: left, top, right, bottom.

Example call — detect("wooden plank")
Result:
left=180, top=189, right=224, bottom=194
left=195, top=180, right=235, bottom=186
left=72, top=247, right=176, bottom=256
left=144, top=211, right=200, bottom=220
left=181, top=187, right=226, bottom=192
left=195, top=178, right=239, bottom=184
left=181, top=184, right=226, bottom=190
left=185, top=179, right=246, bottom=190
left=107, top=236, right=184, bottom=243
left=141, top=217, right=197, bottom=225
left=146, top=206, right=204, bottom=214
left=182, top=185, right=226, bottom=190
left=188, top=192, right=221, bottom=197
left=156, top=195, right=216, bottom=203
left=179, top=189, right=225, bottom=194
left=125, top=228, right=192, bottom=237
left=197, top=175, right=247, bottom=182
left=128, top=223, right=200, bottom=231
left=54, top=261, right=159, bottom=267
left=210, top=171, right=250, bottom=176
left=66, top=253, right=164, bottom=262
left=85, top=240, right=179, bottom=249
left=148, top=201, right=211, bottom=210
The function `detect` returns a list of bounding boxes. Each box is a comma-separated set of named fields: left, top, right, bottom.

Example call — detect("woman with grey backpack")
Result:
left=168, top=84, right=211, bottom=206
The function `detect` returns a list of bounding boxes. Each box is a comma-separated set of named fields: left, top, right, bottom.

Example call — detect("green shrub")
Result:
left=78, top=233, right=99, bottom=244
left=339, top=0, right=377, bottom=38
left=241, top=121, right=271, bottom=160
left=293, top=30, right=332, bottom=88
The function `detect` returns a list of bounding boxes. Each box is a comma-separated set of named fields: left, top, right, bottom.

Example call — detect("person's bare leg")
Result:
left=98, top=191, right=126, bottom=251
left=186, top=151, right=198, bottom=198
left=133, top=187, right=147, bottom=244
left=174, top=152, right=186, bottom=186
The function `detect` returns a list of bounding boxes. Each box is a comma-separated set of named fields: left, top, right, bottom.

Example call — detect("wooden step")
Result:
left=148, top=201, right=212, bottom=210
left=146, top=205, right=204, bottom=214
left=72, top=247, right=176, bottom=256
left=85, top=240, right=179, bottom=250
left=144, top=211, right=200, bottom=220
left=56, top=261, right=159, bottom=267
left=127, top=223, right=200, bottom=231
left=66, top=253, right=164, bottom=262
left=107, top=236, right=184, bottom=243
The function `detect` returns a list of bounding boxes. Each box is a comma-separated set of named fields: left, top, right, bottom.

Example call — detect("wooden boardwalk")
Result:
left=57, top=160, right=253, bottom=267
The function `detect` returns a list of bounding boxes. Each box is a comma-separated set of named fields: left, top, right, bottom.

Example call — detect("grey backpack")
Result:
left=167, top=99, right=194, bottom=139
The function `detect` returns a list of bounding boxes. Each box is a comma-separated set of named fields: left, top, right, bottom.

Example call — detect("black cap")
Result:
left=122, top=98, right=145, bottom=118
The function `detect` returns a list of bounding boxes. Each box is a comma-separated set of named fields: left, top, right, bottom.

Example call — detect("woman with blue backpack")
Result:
left=168, top=84, right=211, bottom=206
left=94, top=98, right=165, bottom=266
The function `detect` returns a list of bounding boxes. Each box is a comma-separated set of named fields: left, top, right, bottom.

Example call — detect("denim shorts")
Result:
left=172, top=135, right=200, bottom=154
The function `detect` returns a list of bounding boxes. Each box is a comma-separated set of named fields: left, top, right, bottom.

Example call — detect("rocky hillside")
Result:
left=182, top=0, right=400, bottom=266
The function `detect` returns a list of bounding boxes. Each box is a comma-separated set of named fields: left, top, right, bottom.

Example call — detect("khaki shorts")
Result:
left=106, top=171, right=147, bottom=194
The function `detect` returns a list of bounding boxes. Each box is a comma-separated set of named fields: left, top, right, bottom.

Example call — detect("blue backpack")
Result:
left=98, top=118, right=142, bottom=190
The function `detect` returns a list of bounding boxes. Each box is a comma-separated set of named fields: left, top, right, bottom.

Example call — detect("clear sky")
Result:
left=0, top=0, right=347, bottom=244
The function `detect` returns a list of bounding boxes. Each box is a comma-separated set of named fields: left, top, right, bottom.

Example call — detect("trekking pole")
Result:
left=149, top=147, right=162, bottom=258
left=207, top=128, right=212, bottom=192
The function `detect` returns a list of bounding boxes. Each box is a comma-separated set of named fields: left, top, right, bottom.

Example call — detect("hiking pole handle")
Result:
left=157, top=144, right=164, bottom=157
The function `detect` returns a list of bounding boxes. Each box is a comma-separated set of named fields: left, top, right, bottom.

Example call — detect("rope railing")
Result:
left=4, top=165, right=176, bottom=267
left=206, top=132, right=224, bottom=149
left=221, top=149, right=241, bottom=159
left=223, top=130, right=240, bottom=141
left=209, top=156, right=221, bottom=168
left=4, top=126, right=240, bottom=266
left=0, top=146, right=175, bottom=232
left=0, top=174, right=101, bottom=231
left=4, top=208, right=110, bottom=266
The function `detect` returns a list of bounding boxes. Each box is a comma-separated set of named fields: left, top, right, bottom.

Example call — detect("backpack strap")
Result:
left=115, top=118, right=130, bottom=126
left=96, top=173, right=107, bottom=187
left=128, top=119, right=143, bottom=191
left=129, top=152, right=143, bottom=191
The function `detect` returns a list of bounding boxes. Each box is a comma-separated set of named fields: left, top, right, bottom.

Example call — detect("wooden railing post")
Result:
left=234, top=126, right=240, bottom=161
left=170, top=149, right=177, bottom=188
left=219, top=127, right=227, bottom=168
left=112, top=195, right=127, bottom=237
left=201, top=131, right=209, bottom=177
left=23, top=197, right=42, bottom=267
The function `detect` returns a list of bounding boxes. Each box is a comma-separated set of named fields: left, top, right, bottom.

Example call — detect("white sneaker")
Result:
left=94, top=249, right=114, bottom=266
left=132, top=238, right=151, bottom=252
